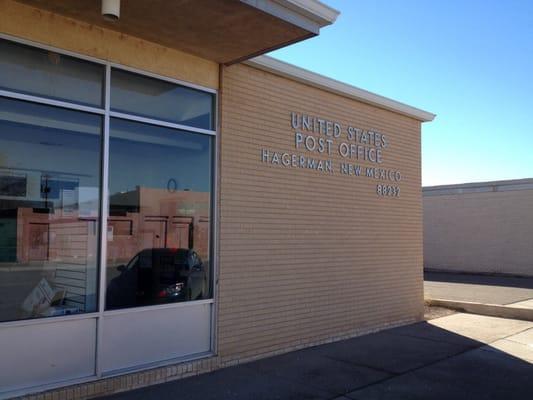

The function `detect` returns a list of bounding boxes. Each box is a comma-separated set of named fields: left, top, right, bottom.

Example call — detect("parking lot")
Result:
left=425, top=271, right=533, bottom=306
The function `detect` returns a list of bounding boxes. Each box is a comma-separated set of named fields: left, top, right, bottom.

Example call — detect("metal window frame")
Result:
left=0, top=32, right=220, bottom=381
left=108, top=111, right=216, bottom=136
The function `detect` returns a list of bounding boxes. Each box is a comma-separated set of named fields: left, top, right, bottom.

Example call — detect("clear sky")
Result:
left=269, top=0, right=533, bottom=186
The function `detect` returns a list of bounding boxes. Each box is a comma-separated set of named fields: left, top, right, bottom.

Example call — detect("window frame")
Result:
left=0, top=32, right=218, bottom=346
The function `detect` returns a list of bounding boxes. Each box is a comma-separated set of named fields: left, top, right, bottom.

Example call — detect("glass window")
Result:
left=0, top=39, right=104, bottom=107
left=105, top=118, right=212, bottom=310
left=110, top=68, right=215, bottom=130
left=0, top=97, right=101, bottom=322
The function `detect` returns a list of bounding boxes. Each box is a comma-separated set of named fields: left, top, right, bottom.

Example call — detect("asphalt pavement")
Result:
left=97, top=313, right=533, bottom=400
left=424, top=271, right=533, bottom=305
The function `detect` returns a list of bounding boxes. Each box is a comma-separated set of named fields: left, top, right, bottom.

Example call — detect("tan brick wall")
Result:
left=217, top=63, right=424, bottom=362
left=424, top=189, right=533, bottom=277
left=0, top=0, right=218, bottom=89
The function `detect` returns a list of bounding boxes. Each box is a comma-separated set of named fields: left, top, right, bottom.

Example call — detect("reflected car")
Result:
left=106, top=248, right=207, bottom=309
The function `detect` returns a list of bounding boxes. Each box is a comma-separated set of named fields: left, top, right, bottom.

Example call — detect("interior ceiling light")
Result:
left=102, top=0, right=120, bottom=22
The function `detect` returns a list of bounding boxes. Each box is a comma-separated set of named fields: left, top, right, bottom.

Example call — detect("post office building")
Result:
left=0, top=0, right=434, bottom=398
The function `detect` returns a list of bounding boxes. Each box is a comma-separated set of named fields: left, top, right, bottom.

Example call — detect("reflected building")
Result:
left=108, top=187, right=210, bottom=268
left=0, top=184, right=209, bottom=318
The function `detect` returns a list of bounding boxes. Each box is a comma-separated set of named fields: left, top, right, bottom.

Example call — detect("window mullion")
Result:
left=95, top=63, right=111, bottom=378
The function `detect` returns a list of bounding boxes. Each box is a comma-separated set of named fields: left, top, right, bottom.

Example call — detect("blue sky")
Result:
left=269, top=0, right=533, bottom=186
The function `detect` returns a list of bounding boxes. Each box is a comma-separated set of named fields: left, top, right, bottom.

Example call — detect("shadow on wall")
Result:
left=96, top=317, right=533, bottom=400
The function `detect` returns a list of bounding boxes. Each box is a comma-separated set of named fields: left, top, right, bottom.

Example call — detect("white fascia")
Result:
left=245, top=55, right=436, bottom=122
left=240, top=0, right=340, bottom=34
left=273, top=0, right=340, bottom=27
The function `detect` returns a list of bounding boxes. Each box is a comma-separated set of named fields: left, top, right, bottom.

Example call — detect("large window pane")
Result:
left=0, top=97, right=101, bottom=322
left=111, top=68, right=215, bottom=130
left=106, top=118, right=212, bottom=310
left=0, top=39, right=104, bottom=107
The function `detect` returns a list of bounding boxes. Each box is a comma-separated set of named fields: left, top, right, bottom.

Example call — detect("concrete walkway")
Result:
left=99, top=313, right=533, bottom=400
left=424, top=271, right=533, bottom=305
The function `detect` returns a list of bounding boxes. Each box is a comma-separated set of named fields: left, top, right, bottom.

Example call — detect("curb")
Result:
left=424, top=268, right=533, bottom=279
left=426, top=298, right=533, bottom=322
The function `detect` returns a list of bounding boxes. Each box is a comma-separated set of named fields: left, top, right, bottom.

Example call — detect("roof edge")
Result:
left=423, top=178, right=533, bottom=195
left=240, top=0, right=339, bottom=34
left=245, top=55, right=436, bottom=122
left=273, top=0, right=340, bottom=26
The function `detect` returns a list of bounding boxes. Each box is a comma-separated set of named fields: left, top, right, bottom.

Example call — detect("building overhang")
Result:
left=14, top=0, right=339, bottom=65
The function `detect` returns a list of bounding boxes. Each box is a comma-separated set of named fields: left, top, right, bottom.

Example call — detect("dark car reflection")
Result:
left=106, top=248, right=207, bottom=310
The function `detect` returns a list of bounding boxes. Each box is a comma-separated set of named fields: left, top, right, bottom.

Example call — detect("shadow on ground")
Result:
left=98, top=315, right=533, bottom=400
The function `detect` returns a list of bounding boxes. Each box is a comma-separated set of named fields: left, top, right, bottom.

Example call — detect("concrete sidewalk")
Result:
left=424, top=271, right=533, bottom=305
left=98, top=313, right=533, bottom=400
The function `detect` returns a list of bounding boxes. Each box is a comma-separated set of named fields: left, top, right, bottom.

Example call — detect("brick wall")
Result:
left=424, top=187, right=533, bottom=277
left=217, top=63, right=424, bottom=363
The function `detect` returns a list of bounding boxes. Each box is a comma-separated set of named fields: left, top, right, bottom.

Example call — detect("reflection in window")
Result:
left=105, top=118, right=212, bottom=310
left=0, top=97, right=101, bottom=322
left=0, top=39, right=104, bottom=107
left=110, top=68, right=214, bottom=130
